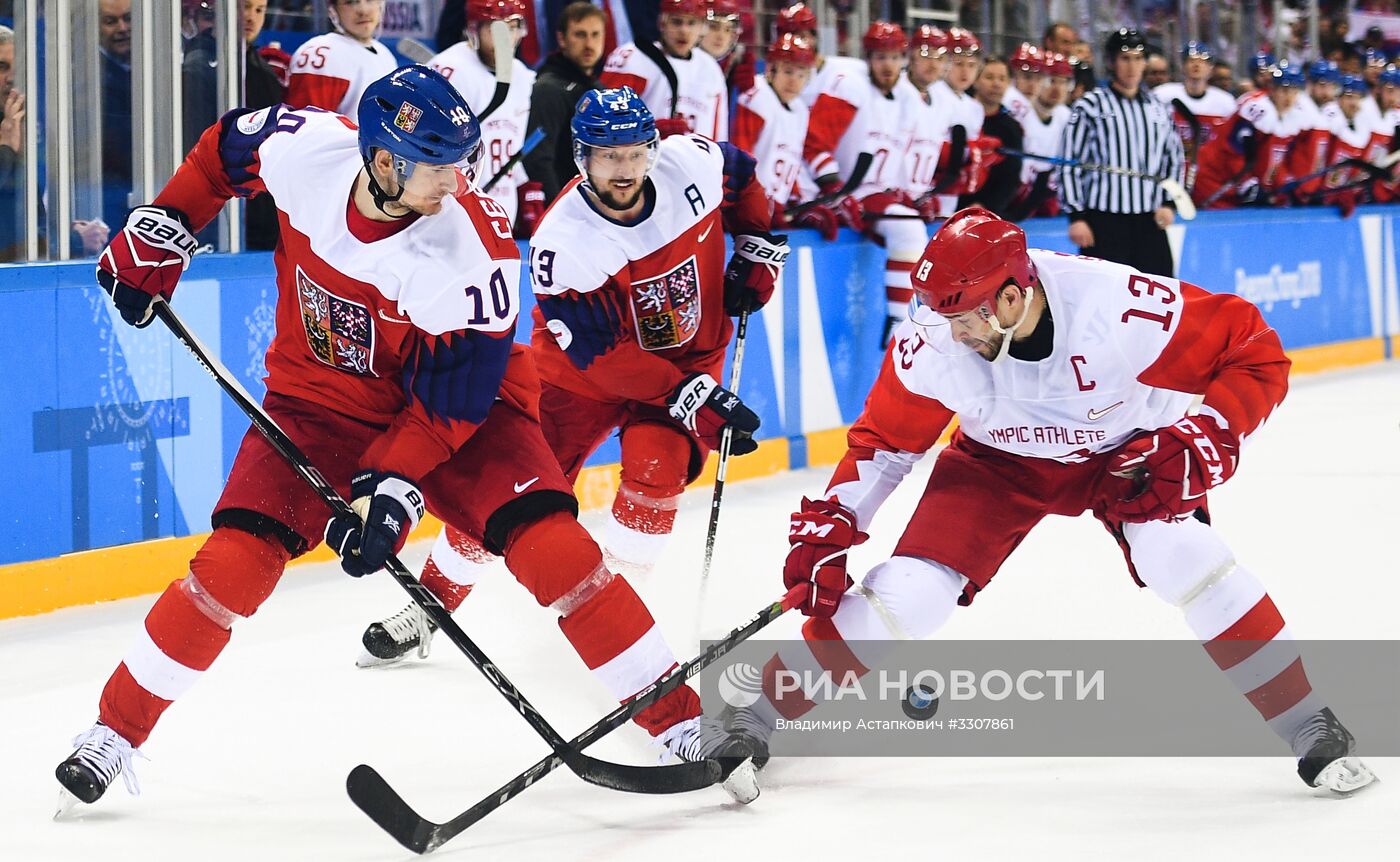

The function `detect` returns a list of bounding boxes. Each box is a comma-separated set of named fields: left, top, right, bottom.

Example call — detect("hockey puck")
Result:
left=901, top=684, right=940, bottom=720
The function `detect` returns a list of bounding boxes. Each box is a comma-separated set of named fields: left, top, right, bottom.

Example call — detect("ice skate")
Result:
left=54, top=722, right=144, bottom=816
left=1292, top=708, right=1377, bottom=794
left=659, top=715, right=761, bottom=804
left=357, top=601, right=438, bottom=668
left=721, top=702, right=775, bottom=770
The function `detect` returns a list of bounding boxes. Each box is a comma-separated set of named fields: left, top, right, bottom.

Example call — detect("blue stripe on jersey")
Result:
left=718, top=141, right=757, bottom=204
left=537, top=290, right=627, bottom=370
left=216, top=106, right=289, bottom=195
left=402, top=327, right=513, bottom=425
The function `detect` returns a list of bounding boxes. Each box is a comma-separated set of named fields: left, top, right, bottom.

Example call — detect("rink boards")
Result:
left=2, top=206, right=1397, bottom=617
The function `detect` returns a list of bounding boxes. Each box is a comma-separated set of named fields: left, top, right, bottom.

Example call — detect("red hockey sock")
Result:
left=419, top=527, right=490, bottom=612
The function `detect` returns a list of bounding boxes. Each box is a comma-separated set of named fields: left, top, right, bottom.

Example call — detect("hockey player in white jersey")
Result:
left=927, top=28, right=997, bottom=218
left=741, top=208, right=1378, bottom=796
left=1013, top=51, right=1073, bottom=218
left=598, top=0, right=729, bottom=141
left=772, top=2, right=863, bottom=109
left=1154, top=41, right=1237, bottom=156
left=429, top=0, right=543, bottom=235
left=899, top=24, right=950, bottom=218
left=1002, top=42, right=1041, bottom=128
left=733, top=33, right=816, bottom=224
left=286, top=0, right=398, bottom=121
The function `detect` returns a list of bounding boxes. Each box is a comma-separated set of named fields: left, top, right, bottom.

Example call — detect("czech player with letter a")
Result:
left=56, top=67, right=752, bottom=812
left=731, top=208, right=1377, bottom=798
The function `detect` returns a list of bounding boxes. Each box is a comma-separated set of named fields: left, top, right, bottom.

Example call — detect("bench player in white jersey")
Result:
left=429, top=0, right=543, bottom=236
left=899, top=23, right=949, bottom=218
left=804, top=22, right=920, bottom=344
left=737, top=208, right=1377, bottom=796
left=357, top=87, right=782, bottom=663
left=598, top=0, right=728, bottom=141
left=1154, top=41, right=1237, bottom=166
left=927, top=28, right=996, bottom=218
left=1012, top=51, right=1072, bottom=218
left=733, top=34, right=819, bottom=231
left=285, top=0, right=398, bottom=121
left=55, top=68, right=743, bottom=808
left=770, top=2, right=862, bottom=111
left=1002, top=42, right=1041, bottom=128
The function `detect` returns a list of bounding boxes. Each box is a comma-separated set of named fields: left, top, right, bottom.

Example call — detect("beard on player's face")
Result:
left=592, top=175, right=646, bottom=210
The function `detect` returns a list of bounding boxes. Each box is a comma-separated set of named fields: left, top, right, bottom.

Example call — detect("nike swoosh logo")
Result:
left=513, top=477, right=540, bottom=493
left=378, top=309, right=410, bottom=324
left=1087, top=401, right=1124, bottom=421
left=697, top=223, right=714, bottom=243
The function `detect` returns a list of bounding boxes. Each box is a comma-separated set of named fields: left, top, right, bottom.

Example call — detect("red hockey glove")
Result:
left=258, top=44, right=292, bottom=87
left=1106, top=415, right=1240, bottom=523
left=792, top=203, right=839, bottom=240
left=957, top=136, right=1004, bottom=195
left=324, top=470, right=425, bottom=577
left=783, top=497, right=867, bottom=618
left=667, top=373, right=760, bottom=455
left=515, top=181, right=546, bottom=239
left=96, top=205, right=197, bottom=328
left=860, top=189, right=917, bottom=215
left=817, top=176, right=864, bottom=231
left=724, top=232, right=789, bottom=315
left=655, top=117, right=691, bottom=138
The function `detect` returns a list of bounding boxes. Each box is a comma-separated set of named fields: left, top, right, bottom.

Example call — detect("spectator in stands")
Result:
left=524, top=1, right=608, bottom=202
left=1043, top=20, right=1076, bottom=57
left=99, top=0, right=134, bottom=234
left=961, top=55, right=1023, bottom=218
left=1145, top=49, right=1170, bottom=89
left=182, top=1, right=219, bottom=154
left=243, top=0, right=288, bottom=250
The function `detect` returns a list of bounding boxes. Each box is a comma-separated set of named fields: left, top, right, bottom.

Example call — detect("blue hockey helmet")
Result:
left=1181, top=40, right=1211, bottom=61
left=1248, top=51, right=1276, bottom=74
left=1268, top=62, right=1306, bottom=89
left=1379, top=65, right=1400, bottom=88
left=1364, top=47, right=1388, bottom=68
left=1307, top=59, right=1340, bottom=83
left=357, top=65, right=483, bottom=207
left=570, top=87, right=660, bottom=184
left=1339, top=74, right=1370, bottom=95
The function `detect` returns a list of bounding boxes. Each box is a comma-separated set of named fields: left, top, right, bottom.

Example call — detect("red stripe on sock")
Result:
left=556, top=576, right=654, bottom=670
left=762, top=654, right=817, bottom=720
left=1202, top=594, right=1285, bottom=670
left=144, top=582, right=232, bottom=672
left=1245, top=657, right=1314, bottom=721
left=802, top=616, right=871, bottom=683
left=98, top=663, right=171, bottom=748
left=421, top=556, right=474, bottom=612
left=886, top=260, right=916, bottom=272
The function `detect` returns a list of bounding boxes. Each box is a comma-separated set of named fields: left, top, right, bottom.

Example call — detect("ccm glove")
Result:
left=1106, top=415, right=1240, bottom=523
left=515, top=181, right=546, bottom=239
left=723, top=231, right=789, bottom=315
left=783, top=497, right=867, bottom=619
left=667, top=373, right=760, bottom=455
left=96, top=205, right=197, bottom=328
left=325, top=470, right=425, bottom=577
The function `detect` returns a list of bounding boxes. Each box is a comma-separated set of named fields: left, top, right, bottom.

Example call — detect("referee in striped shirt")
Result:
left=1058, top=28, right=1183, bottom=276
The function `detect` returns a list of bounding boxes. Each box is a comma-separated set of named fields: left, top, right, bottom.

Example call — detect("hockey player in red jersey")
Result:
left=599, top=0, right=729, bottom=140
left=1154, top=41, right=1237, bottom=163
left=285, top=0, right=398, bottom=121
left=429, top=0, right=544, bottom=237
left=1193, top=63, right=1306, bottom=209
left=55, top=68, right=745, bottom=809
left=737, top=208, right=1377, bottom=796
left=357, top=87, right=782, bottom=665
left=804, top=22, right=921, bottom=345
left=733, top=34, right=817, bottom=231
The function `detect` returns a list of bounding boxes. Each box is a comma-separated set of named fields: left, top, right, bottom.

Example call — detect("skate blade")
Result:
left=1315, top=757, right=1378, bottom=795
left=54, top=789, right=82, bottom=820
left=720, top=758, right=760, bottom=805
left=355, top=648, right=409, bottom=669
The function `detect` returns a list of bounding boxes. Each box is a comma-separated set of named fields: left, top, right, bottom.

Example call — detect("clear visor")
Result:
left=576, top=138, right=660, bottom=184
left=908, top=294, right=993, bottom=357
left=395, top=146, right=483, bottom=197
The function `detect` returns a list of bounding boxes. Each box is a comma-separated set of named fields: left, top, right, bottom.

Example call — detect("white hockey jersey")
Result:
left=1002, top=84, right=1035, bottom=128
left=733, top=76, right=809, bottom=206
left=599, top=42, right=729, bottom=140
left=898, top=78, right=943, bottom=200
left=285, top=32, right=399, bottom=122
left=1153, top=82, right=1237, bottom=147
left=805, top=69, right=916, bottom=199
left=928, top=79, right=984, bottom=215
left=1020, top=102, right=1071, bottom=184
left=429, top=42, right=537, bottom=223
left=801, top=55, right=866, bottom=108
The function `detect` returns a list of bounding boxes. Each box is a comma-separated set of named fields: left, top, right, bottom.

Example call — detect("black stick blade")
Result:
left=347, top=764, right=440, bottom=855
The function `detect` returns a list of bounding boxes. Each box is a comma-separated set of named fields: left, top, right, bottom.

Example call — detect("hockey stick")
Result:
left=477, top=20, right=514, bottom=122
left=635, top=39, right=681, bottom=117
left=150, top=299, right=721, bottom=796
left=482, top=126, right=546, bottom=193
left=784, top=152, right=874, bottom=219
left=1002, top=149, right=1196, bottom=220
left=347, top=587, right=803, bottom=854
left=694, top=306, right=751, bottom=642
left=1169, top=98, right=1203, bottom=193
left=1267, top=155, right=1396, bottom=198
left=395, top=37, right=435, bottom=64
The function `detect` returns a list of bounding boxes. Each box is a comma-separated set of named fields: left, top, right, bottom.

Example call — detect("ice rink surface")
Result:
left=3, top=363, right=1398, bottom=861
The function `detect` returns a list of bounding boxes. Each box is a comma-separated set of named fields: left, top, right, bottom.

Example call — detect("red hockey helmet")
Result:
left=862, top=21, right=908, bottom=56
left=910, top=25, right=948, bottom=57
left=767, top=33, right=817, bottom=68
left=775, top=3, right=817, bottom=36
left=1010, top=42, right=1043, bottom=73
left=466, top=0, right=528, bottom=22
left=945, top=27, right=981, bottom=56
left=660, top=0, right=708, bottom=18
left=911, top=208, right=1036, bottom=315
left=1043, top=52, right=1073, bottom=79
left=705, top=0, right=741, bottom=23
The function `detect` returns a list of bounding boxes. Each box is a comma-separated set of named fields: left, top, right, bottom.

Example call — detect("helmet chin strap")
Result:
left=988, top=284, right=1034, bottom=362
left=362, top=155, right=412, bottom=218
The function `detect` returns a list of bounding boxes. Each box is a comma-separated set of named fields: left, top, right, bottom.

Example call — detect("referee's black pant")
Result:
left=1077, top=211, right=1174, bottom=277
